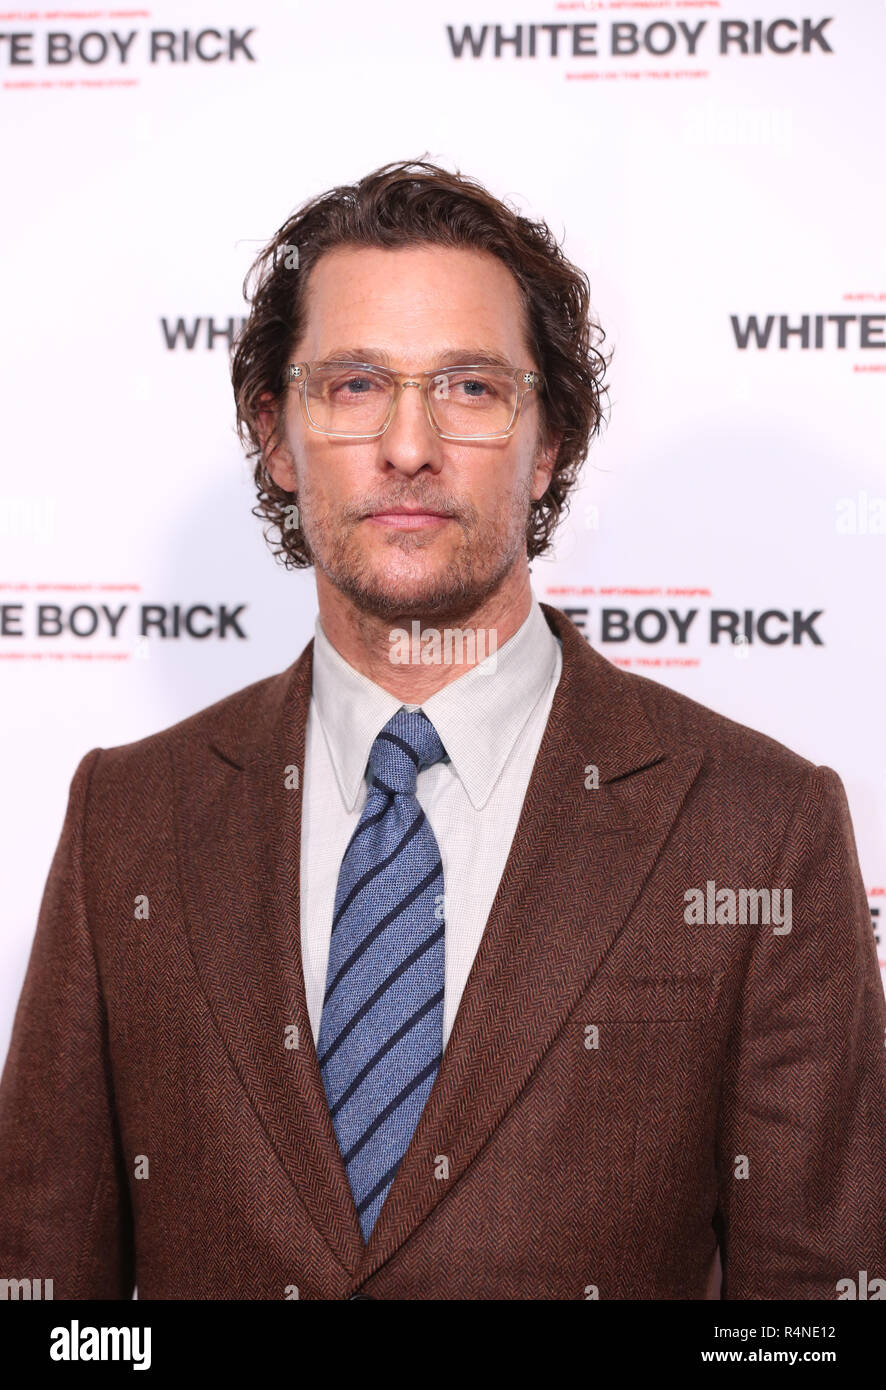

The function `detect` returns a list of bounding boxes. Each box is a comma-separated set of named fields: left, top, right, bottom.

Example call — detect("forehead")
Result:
left=297, top=243, right=532, bottom=366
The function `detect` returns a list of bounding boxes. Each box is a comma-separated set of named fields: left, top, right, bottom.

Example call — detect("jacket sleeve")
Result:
left=715, top=763, right=886, bottom=1299
left=0, top=748, right=135, bottom=1299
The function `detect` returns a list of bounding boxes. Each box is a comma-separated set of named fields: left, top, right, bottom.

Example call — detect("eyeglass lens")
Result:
left=304, top=365, right=519, bottom=437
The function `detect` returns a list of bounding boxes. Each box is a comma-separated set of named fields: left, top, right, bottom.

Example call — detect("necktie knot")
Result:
left=368, top=709, right=446, bottom=796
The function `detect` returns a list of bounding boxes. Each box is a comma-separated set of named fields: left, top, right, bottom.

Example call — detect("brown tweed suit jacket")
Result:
left=1, top=603, right=884, bottom=1300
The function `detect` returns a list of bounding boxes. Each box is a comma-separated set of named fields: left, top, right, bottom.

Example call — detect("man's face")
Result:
left=264, top=243, right=556, bottom=623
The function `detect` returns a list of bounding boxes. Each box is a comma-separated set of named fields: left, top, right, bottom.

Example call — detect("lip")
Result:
left=366, top=508, right=453, bottom=530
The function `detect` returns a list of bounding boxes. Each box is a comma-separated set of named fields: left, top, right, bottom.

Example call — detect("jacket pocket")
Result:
left=580, top=971, right=717, bottom=1023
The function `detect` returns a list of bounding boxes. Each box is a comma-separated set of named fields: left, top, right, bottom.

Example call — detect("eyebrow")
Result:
left=317, top=347, right=516, bottom=370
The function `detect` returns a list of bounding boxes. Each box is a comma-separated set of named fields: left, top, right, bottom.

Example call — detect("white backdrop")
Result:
left=2, top=0, right=884, bottom=1068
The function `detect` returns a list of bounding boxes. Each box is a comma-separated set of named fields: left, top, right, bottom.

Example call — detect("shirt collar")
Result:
left=310, top=590, right=561, bottom=812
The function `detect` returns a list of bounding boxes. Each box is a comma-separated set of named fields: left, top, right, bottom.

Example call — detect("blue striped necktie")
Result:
left=317, top=709, right=447, bottom=1241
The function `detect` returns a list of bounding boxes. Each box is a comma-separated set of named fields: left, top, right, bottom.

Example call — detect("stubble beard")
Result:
left=296, top=478, right=533, bottom=625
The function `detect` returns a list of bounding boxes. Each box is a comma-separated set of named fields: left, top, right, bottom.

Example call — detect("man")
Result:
left=1, top=159, right=884, bottom=1300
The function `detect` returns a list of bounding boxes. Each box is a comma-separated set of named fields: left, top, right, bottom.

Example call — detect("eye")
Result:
left=446, top=372, right=504, bottom=401
left=323, top=369, right=384, bottom=397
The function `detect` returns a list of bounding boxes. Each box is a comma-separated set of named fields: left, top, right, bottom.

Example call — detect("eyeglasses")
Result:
left=286, top=360, right=543, bottom=441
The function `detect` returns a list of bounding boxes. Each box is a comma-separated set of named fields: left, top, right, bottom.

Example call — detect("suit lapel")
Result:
left=173, top=643, right=366, bottom=1276
left=353, top=604, right=703, bottom=1283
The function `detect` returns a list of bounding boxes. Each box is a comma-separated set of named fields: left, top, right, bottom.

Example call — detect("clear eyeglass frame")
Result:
left=286, top=360, right=543, bottom=441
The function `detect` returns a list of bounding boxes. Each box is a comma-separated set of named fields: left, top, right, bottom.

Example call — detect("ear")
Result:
left=257, top=391, right=297, bottom=491
left=531, top=428, right=561, bottom=503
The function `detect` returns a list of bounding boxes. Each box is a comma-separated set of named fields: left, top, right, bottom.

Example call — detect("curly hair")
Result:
left=230, top=156, right=610, bottom=567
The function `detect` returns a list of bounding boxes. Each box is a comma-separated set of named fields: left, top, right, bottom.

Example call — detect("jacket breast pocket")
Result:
left=580, top=971, right=717, bottom=1023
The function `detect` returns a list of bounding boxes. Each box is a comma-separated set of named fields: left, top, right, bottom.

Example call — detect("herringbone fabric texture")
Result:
left=318, top=710, right=446, bottom=1240
left=0, top=604, right=884, bottom=1299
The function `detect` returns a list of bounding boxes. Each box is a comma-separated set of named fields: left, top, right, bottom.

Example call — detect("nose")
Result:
left=381, top=380, right=442, bottom=476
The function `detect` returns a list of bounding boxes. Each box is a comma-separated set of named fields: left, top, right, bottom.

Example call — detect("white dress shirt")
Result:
left=300, top=591, right=563, bottom=1049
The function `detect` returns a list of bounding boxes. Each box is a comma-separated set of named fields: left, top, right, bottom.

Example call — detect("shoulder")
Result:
left=627, top=664, right=816, bottom=785
left=578, top=643, right=826, bottom=848
left=83, top=661, right=300, bottom=804
left=544, top=601, right=818, bottom=802
left=614, top=663, right=851, bottom=878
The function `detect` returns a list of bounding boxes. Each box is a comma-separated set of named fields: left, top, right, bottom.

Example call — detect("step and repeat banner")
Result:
left=1, top=0, right=884, bottom=1066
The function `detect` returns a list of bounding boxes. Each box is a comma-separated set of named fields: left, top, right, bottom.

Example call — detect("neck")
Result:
left=315, top=564, right=533, bottom=702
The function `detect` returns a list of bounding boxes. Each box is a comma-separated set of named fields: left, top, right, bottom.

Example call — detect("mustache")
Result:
left=343, top=490, right=473, bottom=522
